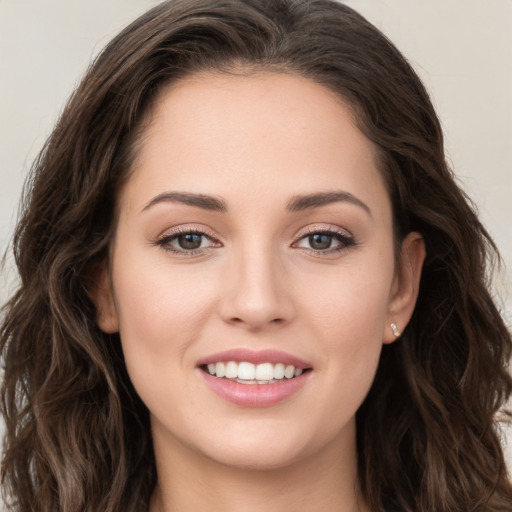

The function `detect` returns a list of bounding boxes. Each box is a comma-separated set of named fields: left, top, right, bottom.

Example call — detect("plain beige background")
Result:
left=1, top=0, right=511, bottom=500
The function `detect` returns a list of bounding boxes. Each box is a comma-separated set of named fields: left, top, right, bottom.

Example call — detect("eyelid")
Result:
left=156, top=224, right=219, bottom=241
left=154, top=225, right=223, bottom=255
left=152, top=223, right=355, bottom=256
left=291, top=224, right=356, bottom=254
left=294, top=224, right=353, bottom=240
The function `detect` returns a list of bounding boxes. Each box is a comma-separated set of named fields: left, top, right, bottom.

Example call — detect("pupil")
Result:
left=309, top=234, right=332, bottom=250
left=179, top=233, right=202, bottom=250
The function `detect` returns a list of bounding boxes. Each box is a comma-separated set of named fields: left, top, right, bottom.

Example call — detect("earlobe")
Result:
left=384, top=232, right=426, bottom=344
left=89, top=262, right=119, bottom=334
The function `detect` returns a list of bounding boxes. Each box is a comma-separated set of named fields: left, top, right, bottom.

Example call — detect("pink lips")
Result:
left=197, top=348, right=310, bottom=368
left=197, top=348, right=312, bottom=408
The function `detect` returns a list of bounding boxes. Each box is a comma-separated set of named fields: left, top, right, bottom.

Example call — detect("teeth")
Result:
left=238, top=362, right=255, bottom=380
left=284, top=365, right=295, bottom=379
left=255, top=363, right=273, bottom=380
left=225, top=361, right=238, bottom=379
left=216, top=362, right=226, bottom=378
left=274, top=363, right=285, bottom=379
left=236, top=379, right=258, bottom=385
left=207, top=361, right=307, bottom=382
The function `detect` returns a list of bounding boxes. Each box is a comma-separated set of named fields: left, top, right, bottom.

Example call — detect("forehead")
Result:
left=121, top=71, right=389, bottom=219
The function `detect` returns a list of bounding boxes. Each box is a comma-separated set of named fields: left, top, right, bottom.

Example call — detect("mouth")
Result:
left=200, top=361, right=312, bottom=385
left=197, top=349, right=313, bottom=407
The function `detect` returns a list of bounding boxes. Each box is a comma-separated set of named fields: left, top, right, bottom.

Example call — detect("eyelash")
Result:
left=156, top=228, right=220, bottom=256
left=155, top=226, right=356, bottom=256
left=292, top=227, right=356, bottom=254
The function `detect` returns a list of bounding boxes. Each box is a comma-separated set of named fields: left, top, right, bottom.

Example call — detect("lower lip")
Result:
left=198, top=369, right=310, bottom=407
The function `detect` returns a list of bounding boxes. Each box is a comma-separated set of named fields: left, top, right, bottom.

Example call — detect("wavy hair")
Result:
left=1, top=0, right=511, bottom=510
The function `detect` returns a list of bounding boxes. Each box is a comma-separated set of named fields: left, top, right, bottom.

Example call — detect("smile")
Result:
left=204, top=361, right=304, bottom=384
left=197, top=349, right=312, bottom=406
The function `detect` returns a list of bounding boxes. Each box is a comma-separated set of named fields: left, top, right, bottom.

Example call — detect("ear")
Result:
left=89, top=262, right=119, bottom=334
left=384, top=232, right=426, bottom=344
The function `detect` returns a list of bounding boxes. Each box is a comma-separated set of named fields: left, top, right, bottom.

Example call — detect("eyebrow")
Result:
left=141, top=191, right=227, bottom=213
left=287, top=191, right=372, bottom=217
left=141, top=190, right=371, bottom=217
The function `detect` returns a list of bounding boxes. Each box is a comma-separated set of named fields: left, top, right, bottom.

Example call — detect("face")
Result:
left=95, top=72, right=424, bottom=472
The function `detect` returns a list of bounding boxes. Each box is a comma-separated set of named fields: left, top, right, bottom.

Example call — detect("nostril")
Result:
left=229, top=316, right=286, bottom=327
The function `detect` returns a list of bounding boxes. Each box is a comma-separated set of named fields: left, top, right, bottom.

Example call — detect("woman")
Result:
left=1, top=0, right=511, bottom=510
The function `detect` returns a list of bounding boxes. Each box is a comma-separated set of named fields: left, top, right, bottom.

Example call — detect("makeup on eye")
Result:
left=155, top=227, right=222, bottom=255
left=154, top=224, right=357, bottom=256
left=291, top=225, right=356, bottom=254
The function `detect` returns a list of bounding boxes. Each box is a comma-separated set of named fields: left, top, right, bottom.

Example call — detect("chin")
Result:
left=204, top=443, right=307, bottom=472
left=192, top=421, right=332, bottom=472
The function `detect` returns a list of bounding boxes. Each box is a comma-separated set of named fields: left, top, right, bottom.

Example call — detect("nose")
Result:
left=218, top=244, right=295, bottom=331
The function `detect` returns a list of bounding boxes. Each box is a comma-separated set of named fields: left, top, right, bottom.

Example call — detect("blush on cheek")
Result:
left=115, top=270, right=218, bottom=361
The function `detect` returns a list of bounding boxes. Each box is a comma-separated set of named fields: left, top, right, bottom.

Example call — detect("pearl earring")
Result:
left=390, top=322, right=401, bottom=337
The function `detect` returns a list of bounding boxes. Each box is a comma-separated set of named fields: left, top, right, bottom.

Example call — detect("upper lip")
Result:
left=197, top=348, right=312, bottom=369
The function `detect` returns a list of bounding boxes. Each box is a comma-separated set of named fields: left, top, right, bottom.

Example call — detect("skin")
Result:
left=94, top=72, right=425, bottom=512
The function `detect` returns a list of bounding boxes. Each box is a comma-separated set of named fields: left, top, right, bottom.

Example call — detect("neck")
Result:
left=149, top=422, right=369, bottom=512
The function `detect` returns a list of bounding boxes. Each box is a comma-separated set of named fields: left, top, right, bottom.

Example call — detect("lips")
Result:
left=197, top=348, right=310, bottom=368
left=205, top=361, right=303, bottom=383
left=197, top=349, right=312, bottom=407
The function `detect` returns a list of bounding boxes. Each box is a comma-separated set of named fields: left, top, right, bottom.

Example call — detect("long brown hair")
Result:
left=2, top=1, right=511, bottom=510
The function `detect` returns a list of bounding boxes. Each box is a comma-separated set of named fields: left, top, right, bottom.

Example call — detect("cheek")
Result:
left=111, top=256, right=220, bottom=373
left=296, top=258, right=393, bottom=400
left=298, top=261, right=393, bottom=343
left=305, top=305, right=386, bottom=440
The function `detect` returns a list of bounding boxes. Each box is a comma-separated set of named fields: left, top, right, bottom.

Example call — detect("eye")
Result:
left=293, top=228, right=355, bottom=254
left=156, top=229, right=221, bottom=255
left=174, top=233, right=206, bottom=250
left=307, top=233, right=335, bottom=250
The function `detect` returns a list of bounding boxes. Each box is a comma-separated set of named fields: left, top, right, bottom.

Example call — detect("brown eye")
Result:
left=177, top=233, right=203, bottom=250
left=293, top=229, right=356, bottom=254
left=157, top=229, right=220, bottom=254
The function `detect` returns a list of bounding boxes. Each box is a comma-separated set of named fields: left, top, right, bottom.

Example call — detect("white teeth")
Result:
left=225, top=361, right=238, bottom=379
left=236, top=379, right=258, bottom=385
left=215, top=362, right=226, bottom=378
left=255, top=363, right=274, bottom=380
left=284, top=365, right=295, bottom=379
left=235, top=379, right=278, bottom=385
left=238, top=362, right=255, bottom=380
left=273, top=363, right=285, bottom=379
left=205, top=361, right=307, bottom=382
